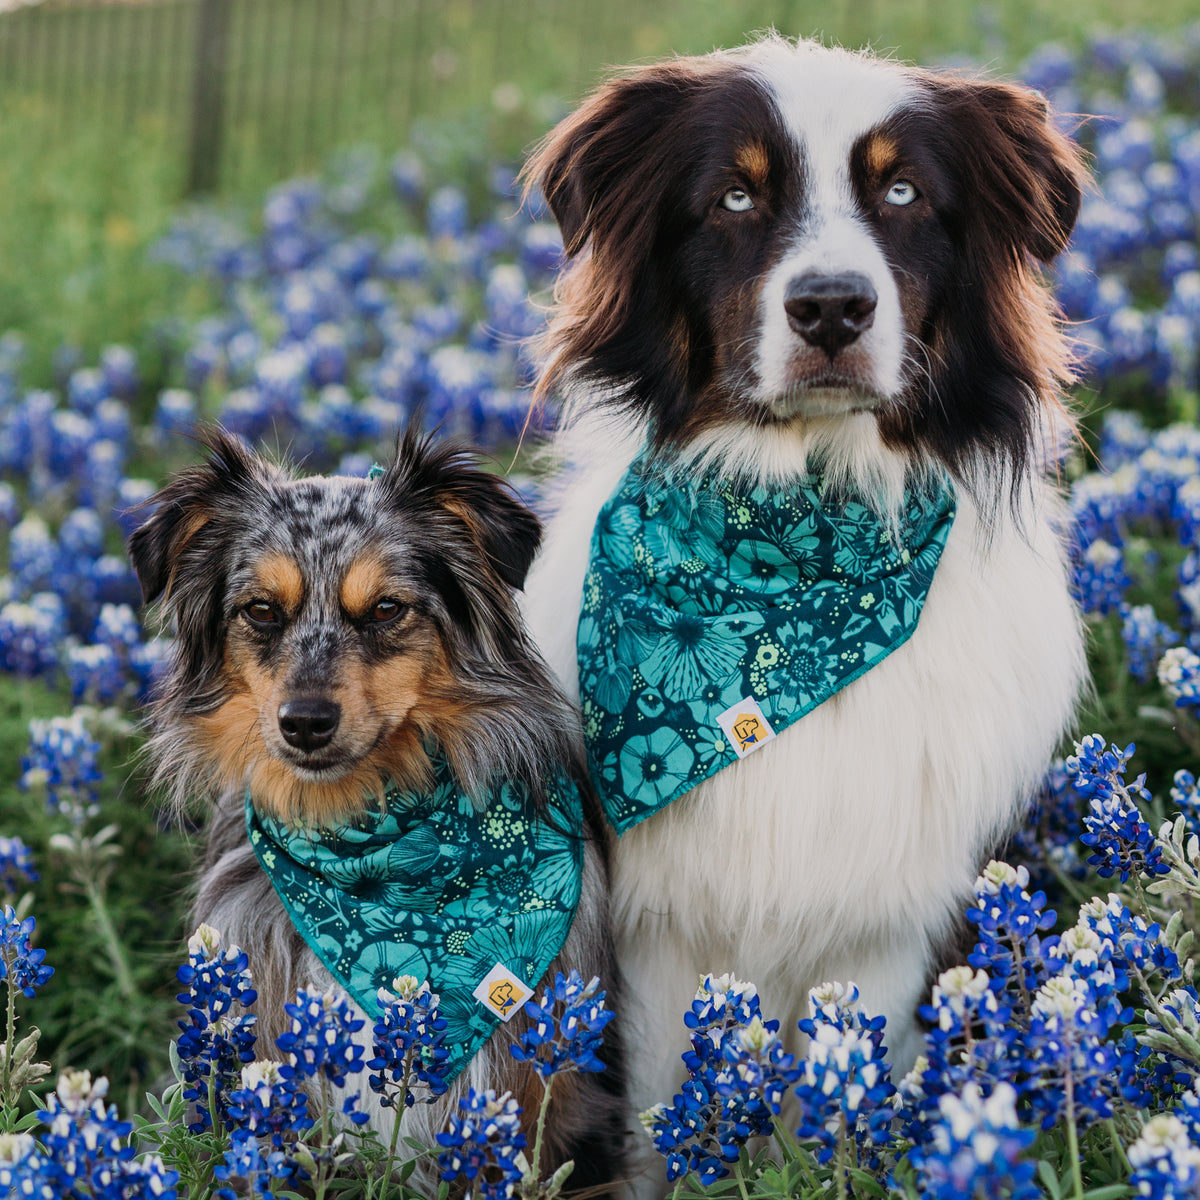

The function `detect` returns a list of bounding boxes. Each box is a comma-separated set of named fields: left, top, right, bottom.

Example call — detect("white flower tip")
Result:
left=187, top=923, right=223, bottom=958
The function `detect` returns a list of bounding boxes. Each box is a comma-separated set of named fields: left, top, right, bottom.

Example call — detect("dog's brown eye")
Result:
left=244, top=601, right=280, bottom=627
left=369, top=599, right=405, bottom=624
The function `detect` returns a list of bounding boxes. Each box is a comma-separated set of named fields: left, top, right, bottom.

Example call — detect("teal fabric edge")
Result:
left=595, top=603, right=934, bottom=836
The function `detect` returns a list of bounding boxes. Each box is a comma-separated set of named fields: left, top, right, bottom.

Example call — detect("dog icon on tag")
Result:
left=474, top=963, right=532, bottom=1021
left=716, top=697, right=776, bottom=760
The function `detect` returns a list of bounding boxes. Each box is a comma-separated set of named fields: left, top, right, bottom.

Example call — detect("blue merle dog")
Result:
left=130, top=427, right=625, bottom=1190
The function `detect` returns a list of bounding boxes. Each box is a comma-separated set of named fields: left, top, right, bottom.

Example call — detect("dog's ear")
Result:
left=522, top=62, right=709, bottom=257
left=128, top=428, right=268, bottom=605
left=926, top=77, right=1085, bottom=263
left=381, top=427, right=542, bottom=591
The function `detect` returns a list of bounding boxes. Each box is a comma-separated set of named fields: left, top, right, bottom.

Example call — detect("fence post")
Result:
left=187, top=0, right=232, bottom=195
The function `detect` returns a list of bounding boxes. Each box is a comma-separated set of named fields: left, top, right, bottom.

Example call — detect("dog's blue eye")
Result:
left=886, top=180, right=918, bottom=206
left=721, top=189, right=754, bottom=213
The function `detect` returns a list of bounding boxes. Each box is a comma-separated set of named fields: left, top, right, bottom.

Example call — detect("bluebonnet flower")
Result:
left=0, top=1132, right=60, bottom=1200
left=436, top=1088, right=526, bottom=1200
left=0, top=835, right=38, bottom=896
left=275, top=984, right=368, bottom=1125
left=175, top=924, right=259, bottom=1133
left=214, top=1128, right=298, bottom=1200
left=66, top=642, right=126, bottom=704
left=965, top=861, right=1056, bottom=998
left=1078, top=894, right=1182, bottom=987
left=794, top=1015, right=894, bottom=1165
left=99, top=345, right=138, bottom=398
left=21, top=712, right=103, bottom=823
left=1159, top=647, right=1200, bottom=716
left=38, top=1070, right=138, bottom=1196
left=642, top=974, right=791, bottom=1184
left=67, top=367, right=108, bottom=415
left=510, top=969, right=614, bottom=1079
left=0, top=600, right=61, bottom=678
left=155, top=388, right=197, bottom=439
left=1122, top=604, right=1181, bottom=683
left=1128, top=1114, right=1200, bottom=1200
left=908, top=1083, right=1037, bottom=1200
left=1067, top=734, right=1168, bottom=882
left=1022, top=973, right=1120, bottom=1129
left=0, top=907, right=52, bottom=997
left=368, top=975, right=450, bottom=1108
left=1170, top=770, right=1200, bottom=830
left=1072, top=538, right=1131, bottom=614
left=222, top=1059, right=312, bottom=1145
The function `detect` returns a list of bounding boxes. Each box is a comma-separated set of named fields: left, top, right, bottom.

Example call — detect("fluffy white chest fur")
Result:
left=522, top=422, right=1085, bottom=1112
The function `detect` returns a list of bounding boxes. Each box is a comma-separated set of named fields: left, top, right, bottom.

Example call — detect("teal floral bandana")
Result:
left=246, top=759, right=583, bottom=1081
left=577, top=462, right=956, bottom=834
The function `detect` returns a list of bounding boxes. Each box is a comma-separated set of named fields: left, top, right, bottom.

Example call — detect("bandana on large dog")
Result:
left=577, top=461, right=956, bottom=834
left=247, top=757, right=583, bottom=1080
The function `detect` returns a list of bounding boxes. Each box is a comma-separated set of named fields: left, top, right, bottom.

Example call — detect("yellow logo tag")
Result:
left=473, top=963, right=532, bottom=1021
left=717, top=697, right=776, bottom=760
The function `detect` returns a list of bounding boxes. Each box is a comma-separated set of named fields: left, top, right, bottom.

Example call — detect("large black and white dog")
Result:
left=520, top=34, right=1088, bottom=1146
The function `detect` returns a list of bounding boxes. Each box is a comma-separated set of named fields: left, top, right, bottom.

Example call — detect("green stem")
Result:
left=836, top=1117, right=849, bottom=1200
left=1, top=969, right=14, bottom=1111
left=1105, top=1118, right=1130, bottom=1175
left=671, top=1178, right=684, bottom=1200
left=527, top=1074, right=554, bottom=1198
left=83, top=872, right=136, bottom=1001
left=380, top=1047, right=414, bottom=1200
left=1063, top=1069, right=1085, bottom=1200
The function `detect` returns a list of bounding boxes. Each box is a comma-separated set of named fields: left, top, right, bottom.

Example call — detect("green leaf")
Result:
left=1038, top=1159, right=1064, bottom=1200
left=545, top=1159, right=576, bottom=1199
left=848, top=1167, right=889, bottom=1197
left=1080, top=1187, right=1134, bottom=1200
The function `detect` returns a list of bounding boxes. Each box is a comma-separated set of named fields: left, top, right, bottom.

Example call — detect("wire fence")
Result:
left=0, top=0, right=980, bottom=196
left=0, top=0, right=1089, bottom=199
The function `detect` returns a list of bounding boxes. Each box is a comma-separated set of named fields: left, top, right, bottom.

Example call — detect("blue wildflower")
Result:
left=0, top=1133, right=60, bottom=1200
left=510, top=969, right=614, bottom=1079
left=0, top=835, right=38, bottom=896
left=436, top=1088, right=526, bottom=1200
left=21, top=712, right=103, bottom=824
left=908, top=1083, right=1037, bottom=1200
left=0, top=907, right=52, bottom=998
left=1128, top=1114, right=1200, bottom=1200
left=794, top=1005, right=894, bottom=1166
left=37, top=1070, right=136, bottom=1197
left=214, top=1128, right=297, bottom=1200
left=965, top=861, right=1057, bottom=998
left=1159, top=646, right=1200, bottom=716
left=642, top=974, right=790, bottom=1185
left=221, top=1059, right=312, bottom=1146
left=368, top=975, right=450, bottom=1108
left=275, top=984, right=368, bottom=1125
left=175, top=924, right=259, bottom=1133
left=1067, top=735, right=1169, bottom=882
left=1122, top=603, right=1181, bottom=683
left=1072, top=538, right=1131, bottom=614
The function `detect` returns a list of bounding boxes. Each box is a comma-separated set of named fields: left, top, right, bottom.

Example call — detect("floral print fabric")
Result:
left=578, top=462, right=956, bottom=834
left=246, top=758, right=583, bottom=1081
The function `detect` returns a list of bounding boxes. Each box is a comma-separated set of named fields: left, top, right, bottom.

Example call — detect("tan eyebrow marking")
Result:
left=340, top=555, right=390, bottom=617
left=254, top=554, right=304, bottom=611
left=734, top=142, right=770, bottom=187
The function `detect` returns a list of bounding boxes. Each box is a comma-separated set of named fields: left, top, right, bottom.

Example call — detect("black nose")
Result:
left=278, top=698, right=341, bottom=753
left=784, top=272, right=878, bottom=359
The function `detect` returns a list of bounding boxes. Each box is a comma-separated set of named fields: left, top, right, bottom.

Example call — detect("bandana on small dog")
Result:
left=578, top=459, right=956, bottom=834
left=247, top=756, right=583, bottom=1080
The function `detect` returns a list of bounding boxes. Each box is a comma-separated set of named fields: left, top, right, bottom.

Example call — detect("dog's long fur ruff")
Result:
left=519, top=35, right=1089, bottom=1185
left=131, top=428, right=625, bottom=1191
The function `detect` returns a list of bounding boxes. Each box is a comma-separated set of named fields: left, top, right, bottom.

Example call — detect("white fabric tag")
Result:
left=473, top=962, right=532, bottom=1021
left=716, top=697, right=776, bottom=759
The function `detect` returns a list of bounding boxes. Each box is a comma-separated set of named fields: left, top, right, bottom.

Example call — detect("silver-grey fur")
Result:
left=132, top=427, right=626, bottom=1193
